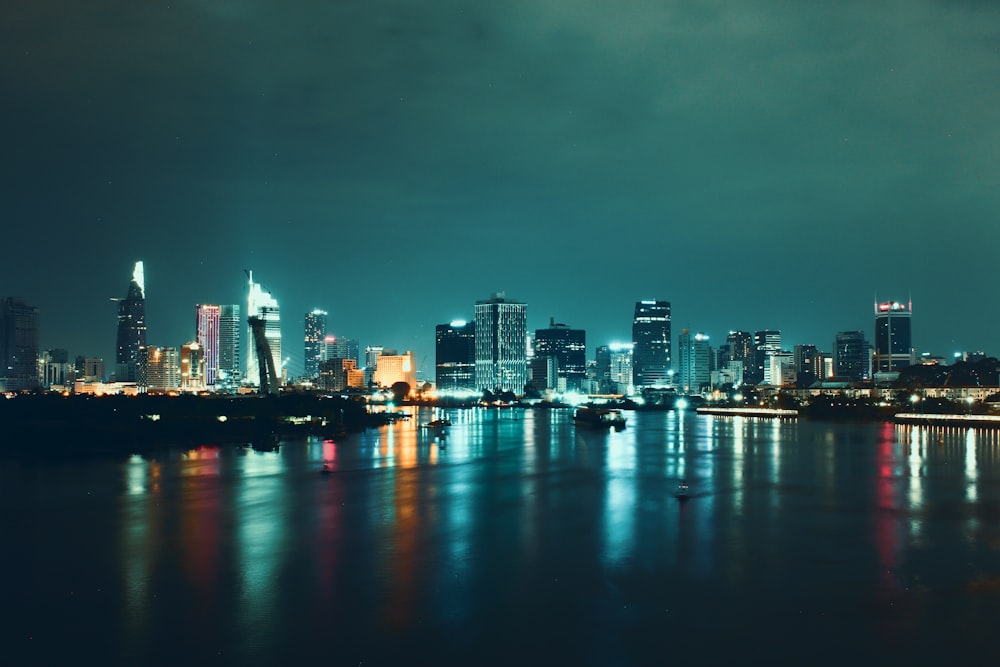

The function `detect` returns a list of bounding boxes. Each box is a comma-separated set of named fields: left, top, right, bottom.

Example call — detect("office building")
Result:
left=436, top=320, right=476, bottom=391
left=373, top=349, right=416, bottom=389
left=632, top=300, right=671, bottom=387
left=874, top=300, right=913, bottom=373
left=304, top=309, right=327, bottom=378
left=474, top=292, right=527, bottom=393
left=217, top=305, right=241, bottom=388
left=114, top=261, right=146, bottom=382
left=677, top=330, right=711, bottom=393
left=533, top=318, right=586, bottom=392
left=323, top=336, right=360, bottom=365
left=145, top=346, right=179, bottom=391
left=246, top=271, right=282, bottom=386
left=180, top=342, right=205, bottom=391
left=1, top=297, right=40, bottom=391
left=195, top=304, right=221, bottom=386
left=750, top=330, right=781, bottom=385
left=834, top=331, right=869, bottom=381
left=608, top=342, right=634, bottom=395
left=793, top=344, right=819, bottom=388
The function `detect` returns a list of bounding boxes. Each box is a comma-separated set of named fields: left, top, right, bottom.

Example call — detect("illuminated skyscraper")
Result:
left=750, top=330, right=781, bottom=385
left=218, top=304, right=241, bottom=388
left=533, top=318, right=586, bottom=392
left=373, top=349, right=416, bottom=388
left=436, top=320, right=476, bottom=391
left=145, top=346, right=179, bottom=391
left=114, top=261, right=146, bottom=382
left=304, top=309, right=327, bottom=378
left=677, top=330, right=711, bottom=392
left=246, top=271, right=282, bottom=386
left=608, top=342, right=634, bottom=395
left=180, top=341, right=205, bottom=390
left=631, top=300, right=671, bottom=387
left=1, top=297, right=39, bottom=391
left=474, top=292, right=527, bottom=393
left=196, top=304, right=221, bottom=386
left=874, top=299, right=913, bottom=373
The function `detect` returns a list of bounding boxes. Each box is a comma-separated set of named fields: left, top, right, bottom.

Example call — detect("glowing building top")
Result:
left=246, top=271, right=282, bottom=386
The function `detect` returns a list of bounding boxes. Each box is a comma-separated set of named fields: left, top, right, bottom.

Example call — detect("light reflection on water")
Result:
left=10, top=409, right=1000, bottom=664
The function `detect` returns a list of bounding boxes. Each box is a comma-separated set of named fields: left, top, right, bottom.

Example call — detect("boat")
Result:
left=320, top=463, right=333, bottom=475
left=674, top=479, right=691, bottom=501
left=423, top=419, right=452, bottom=429
left=574, top=407, right=626, bottom=431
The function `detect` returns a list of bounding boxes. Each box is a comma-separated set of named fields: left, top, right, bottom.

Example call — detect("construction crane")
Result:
left=248, top=315, right=281, bottom=396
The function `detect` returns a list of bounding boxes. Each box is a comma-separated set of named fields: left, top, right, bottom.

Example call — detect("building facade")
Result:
left=632, top=300, right=671, bottom=388
left=533, top=318, right=586, bottom=392
left=474, top=292, right=527, bottom=393
left=677, top=330, right=711, bottom=393
left=834, top=330, right=869, bottom=381
left=874, top=300, right=913, bottom=373
left=373, top=350, right=416, bottom=389
left=246, top=271, right=282, bottom=386
left=196, top=304, right=221, bottom=386
left=180, top=342, right=206, bottom=391
left=304, top=309, right=327, bottom=379
left=1, top=297, right=39, bottom=391
left=218, top=304, right=241, bottom=389
left=750, top=330, right=781, bottom=386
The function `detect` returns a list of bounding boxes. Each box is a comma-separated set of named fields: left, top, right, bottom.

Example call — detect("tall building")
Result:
left=196, top=304, right=221, bottom=386
left=246, top=271, right=282, bottom=386
left=631, top=300, right=671, bottom=388
left=750, top=330, right=781, bottom=385
left=145, top=346, right=179, bottom=391
left=874, top=300, right=913, bottom=373
left=608, top=342, right=634, bottom=395
left=677, top=330, right=711, bottom=393
left=323, top=336, right=359, bottom=365
left=180, top=342, right=205, bottom=391
left=435, top=320, right=476, bottom=391
left=1, top=297, right=40, bottom=391
left=793, top=344, right=819, bottom=388
left=218, top=305, right=241, bottom=388
left=304, top=309, right=327, bottom=379
left=114, top=261, right=146, bottom=382
left=474, top=292, right=527, bottom=393
left=533, top=318, right=586, bottom=392
left=834, top=331, right=869, bottom=381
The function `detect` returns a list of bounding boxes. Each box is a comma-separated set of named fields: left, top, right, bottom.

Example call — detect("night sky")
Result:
left=3, top=1, right=998, bottom=376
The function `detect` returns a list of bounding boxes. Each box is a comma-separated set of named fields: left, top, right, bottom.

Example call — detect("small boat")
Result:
left=574, top=407, right=626, bottom=431
left=674, top=480, right=692, bottom=501
left=423, top=419, right=452, bottom=429
left=320, top=463, right=333, bottom=475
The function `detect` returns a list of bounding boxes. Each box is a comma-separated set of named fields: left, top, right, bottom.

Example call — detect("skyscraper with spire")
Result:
left=115, top=261, right=146, bottom=382
left=246, top=271, right=282, bottom=386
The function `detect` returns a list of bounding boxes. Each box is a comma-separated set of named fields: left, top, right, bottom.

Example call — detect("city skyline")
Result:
left=3, top=3, right=999, bottom=372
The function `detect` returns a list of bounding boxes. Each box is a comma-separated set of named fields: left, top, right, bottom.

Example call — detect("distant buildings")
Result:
left=752, top=330, right=781, bottom=386
left=114, top=261, right=146, bottom=382
left=373, top=349, right=416, bottom=389
left=323, top=335, right=359, bottom=366
left=1, top=296, right=40, bottom=391
left=304, top=309, right=327, bottom=378
left=874, top=300, right=913, bottom=373
left=608, top=343, right=634, bottom=395
left=435, top=320, right=476, bottom=391
left=246, top=271, right=282, bottom=386
left=196, top=304, right=221, bottom=386
left=475, top=292, right=527, bottom=393
left=632, top=300, right=671, bottom=388
left=793, top=344, right=819, bottom=388
left=143, top=346, right=179, bottom=391
left=677, top=330, right=711, bottom=392
left=533, top=318, right=586, bottom=392
left=180, top=342, right=205, bottom=391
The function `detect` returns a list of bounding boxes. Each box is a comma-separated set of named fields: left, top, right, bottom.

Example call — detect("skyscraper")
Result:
left=750, top=330, right=781, bottom=386
left=533, top=318, right=587, bottom=392
left=246, top=272, right=282, bottom=387
left=114, top=261, right=146, bottom=382
left=180, top=341, right=205, bottom=391
left=1, top=297, right=40, bottom=391
left=304, top=309, right=327, bottom=378
left=196, top=304, right=221, bottom=386
left=218, top=304, right=241, bottom=388
left=436, top=320, right=476, bottom=391
left=793, top=344, right=819, bottom=388
left=608, top=342, right=634, bottom=395
left=834, top=331, right=869, bottom=381
left=874, top=300, right=913, bottom=373
left=631, top=300, right=671, bottom=388
left=144, top=346, right=179, bottom=391
left=677, top=330, right=711, bottom=393
left=475, top=292, right=527, bottom=393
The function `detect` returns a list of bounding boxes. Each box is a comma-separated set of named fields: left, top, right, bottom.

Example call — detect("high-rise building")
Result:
left=304, top=309, right=327, bottom=378
left=196, top=304, right=221, bottom=386
left=246, top=271, right=282, bottom=386
left=874, top=300, right=913, bottom=373
left=114, top=261, right=146, bottom=382
left=725, top=331, right=753, bottom=372
left=834, top=331, right=869, bottom=381
left=677, top=330, right=711, bottom=393
left=632, top=300, right=671, bottom=388
left=39, top=348, right=72, bottom=389
left=323, top=336, right=360, bottom=365
left=750, top=330, right=781, bottom=385
left=793, top=344, right=819, bottom=388
left=145, top=346, right=179, bottom=391
left=533, top=318, right=586, bottom=392
left=180, top=342, right=205, bottom=391
left=218, top=305, right=241, bottom=388
left=608, top=342, right=634, bottom=395
left=1, top=297, right=40, bottom=391
left=475, top=292, right=527, bottom=393
left=435, top=320, right=476, bottom=391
